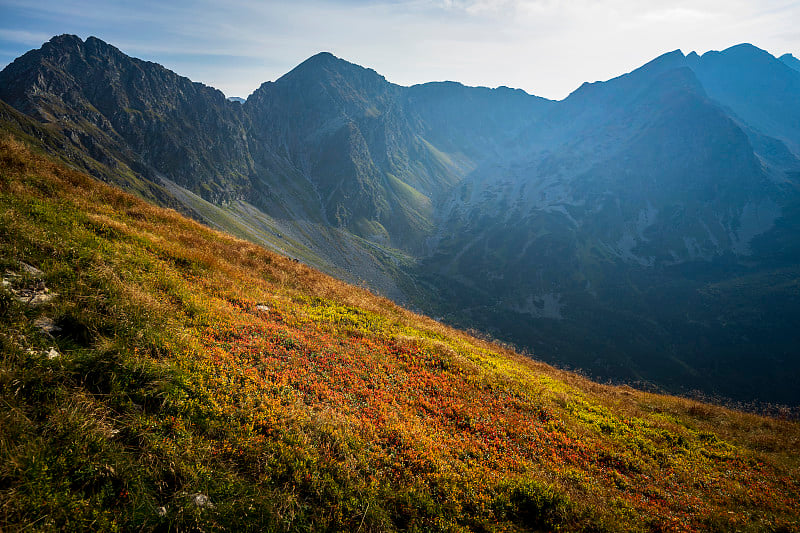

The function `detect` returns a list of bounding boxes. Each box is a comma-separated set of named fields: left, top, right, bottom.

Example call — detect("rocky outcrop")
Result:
left=0, top=35, right=254, bottom=203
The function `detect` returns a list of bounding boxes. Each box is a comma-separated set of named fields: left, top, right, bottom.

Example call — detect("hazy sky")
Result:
left=1, top=0, right=799, bottom=100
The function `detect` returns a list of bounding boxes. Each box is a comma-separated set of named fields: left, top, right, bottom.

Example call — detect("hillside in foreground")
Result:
left=1, top=133, right=799, bottom=531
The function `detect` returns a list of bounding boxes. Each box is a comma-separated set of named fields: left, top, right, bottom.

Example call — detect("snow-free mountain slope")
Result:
left=2, top=35, right=800, bottom=404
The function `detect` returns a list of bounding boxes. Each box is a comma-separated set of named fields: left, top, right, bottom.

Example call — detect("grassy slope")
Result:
left=0, top=133, right=798, bottom=532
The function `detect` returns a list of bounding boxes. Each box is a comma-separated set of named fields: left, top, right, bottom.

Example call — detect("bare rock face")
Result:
left=0, top=35, right=255, bottom=205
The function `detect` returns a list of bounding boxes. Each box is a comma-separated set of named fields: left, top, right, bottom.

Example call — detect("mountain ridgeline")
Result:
left=2, top=35, right=800, bottom=405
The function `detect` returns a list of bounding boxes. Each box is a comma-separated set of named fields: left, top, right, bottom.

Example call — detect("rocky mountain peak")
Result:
left=563, top=49, right=693, bottom=108
left=780, top=52, right=800, bottom=72
left=718, top=42, right=772, bottom=59
left=694, top=43, right=785, bottom=75
left=32, top=34, right=124, bottom=67
left=277, top=50, right=388, bottom=87
left=46, top=33, right=82, bottom=46
left=0, top=32, right=255, bottom=204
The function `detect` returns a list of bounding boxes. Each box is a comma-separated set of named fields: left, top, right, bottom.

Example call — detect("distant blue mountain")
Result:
left=780, top=53, right=800, bottom=73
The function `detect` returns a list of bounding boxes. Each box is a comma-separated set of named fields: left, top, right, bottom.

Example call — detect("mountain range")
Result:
left=2, top=35, right=799, bottom=405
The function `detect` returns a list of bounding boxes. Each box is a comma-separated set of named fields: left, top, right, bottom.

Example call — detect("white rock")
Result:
left=189, top=493, right=214, bottom=509
left=34, top=317, right=61, bottom=335
left=19, top=262, right=44, bottom=277
left=28, top=291, right=57, bottom=306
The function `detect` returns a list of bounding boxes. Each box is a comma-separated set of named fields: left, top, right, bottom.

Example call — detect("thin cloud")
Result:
left=640, top=7, right=713, bottom=22
left=0, top=28, right=53, bottom=44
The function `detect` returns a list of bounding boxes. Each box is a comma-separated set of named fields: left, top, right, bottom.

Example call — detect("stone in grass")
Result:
left=2, top=271, right=19, bottom=289
left=21, top=290, right=57, bottom=306
left=26, top=346, right=61, bottom=359
left=255, top=304, right=270, bottom=312
left=3, top=266, right=57, bottom=306
left=34, top=317, right=61, bottom=335
left=19, top=262, right=44, bottom=277
left=189, top=493, right=215, bottom=509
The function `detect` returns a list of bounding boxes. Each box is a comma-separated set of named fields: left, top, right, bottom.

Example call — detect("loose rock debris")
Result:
left=2, top=262, right=57, bottom=306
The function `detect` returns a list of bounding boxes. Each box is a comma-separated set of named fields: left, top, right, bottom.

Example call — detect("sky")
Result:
left=1, top=0, right=799, bottom=101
